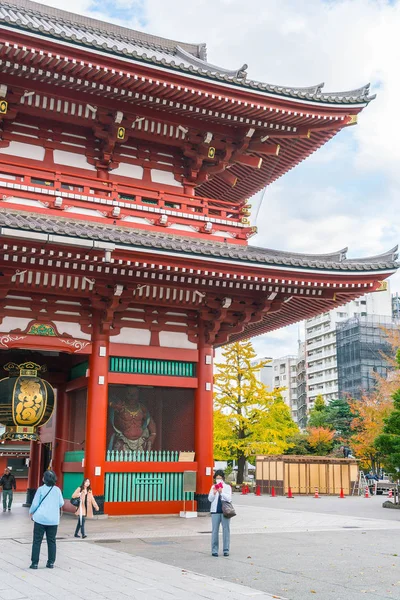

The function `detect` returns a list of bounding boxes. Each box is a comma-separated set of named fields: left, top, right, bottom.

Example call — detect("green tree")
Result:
left=308, top=396, right=353, bottom=444
left=375, top=350, right=400, bottom=477
left=374, top=390, right=400, bottom=477
left=214, top=341, right=298, bottom=484
left=284, top=432, right=311, bottom=455
left=307, top=395, right=327, bottom=428
left=324, top=398, right=354, bottom=442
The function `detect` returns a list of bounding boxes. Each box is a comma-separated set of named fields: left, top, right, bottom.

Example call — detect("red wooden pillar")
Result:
left=194, top=327, right=214, bottom=512
left=52, top=386, right=70, bottom=490
left=84, top=312, right=109, bottom=511
left=24, top=441, right=41, bottom=505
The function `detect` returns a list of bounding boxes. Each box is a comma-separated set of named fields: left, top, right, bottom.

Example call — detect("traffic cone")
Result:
left=287, top=487, right=294, bottom=499
left=255, top=485, right=261, bottom=496
left=241, top=485, right=246, bottom=495
left=271, top=486, right=276, bottom=498
left=339, top=488, right=345, bottom=499
left=314, top=487, right=320, bottom=499
left=388, top=489, right=393, bottom=499
left=364, top=486, right=370, bottom=498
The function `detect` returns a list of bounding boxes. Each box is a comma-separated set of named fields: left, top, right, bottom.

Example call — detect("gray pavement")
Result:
left=0, top=493, right=400, bottom=599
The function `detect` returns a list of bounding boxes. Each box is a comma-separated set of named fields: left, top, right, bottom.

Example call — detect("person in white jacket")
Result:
left=208, top=469, right=232, bottom=557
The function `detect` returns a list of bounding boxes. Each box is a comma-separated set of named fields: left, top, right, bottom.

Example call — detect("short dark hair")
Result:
left=214, top=469, right=225, bottom=480
left=43, top=470, right=57, bottom=486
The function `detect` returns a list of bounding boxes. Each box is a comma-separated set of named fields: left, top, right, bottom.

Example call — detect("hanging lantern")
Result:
left=0, top=362, right=55, bottom=441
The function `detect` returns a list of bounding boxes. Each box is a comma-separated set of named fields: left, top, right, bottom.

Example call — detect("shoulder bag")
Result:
left=222, top=500, right=236, bottom=518
left=70, top=495, right=80, bottom=507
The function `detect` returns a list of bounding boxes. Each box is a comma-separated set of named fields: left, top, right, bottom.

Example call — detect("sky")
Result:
left=33, top=0, right=400, bottom=359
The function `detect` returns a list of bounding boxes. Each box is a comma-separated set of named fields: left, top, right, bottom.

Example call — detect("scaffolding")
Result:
left=336, top=315, right=395, bottom=399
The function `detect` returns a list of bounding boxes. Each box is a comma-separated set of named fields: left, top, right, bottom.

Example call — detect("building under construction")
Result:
left=336, top=316, right=394, bottom=399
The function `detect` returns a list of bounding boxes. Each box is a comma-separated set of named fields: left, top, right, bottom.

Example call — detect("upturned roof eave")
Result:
left=0, top=1, right=375, bottom=107
left=0, top=210, right=397, bottom=275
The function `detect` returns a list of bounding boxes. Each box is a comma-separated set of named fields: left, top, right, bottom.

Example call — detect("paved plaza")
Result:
left=0, top=493, right=400, bottom=599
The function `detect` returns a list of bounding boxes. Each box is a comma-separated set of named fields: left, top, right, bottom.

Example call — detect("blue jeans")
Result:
left=211, top=513, right=230, bottom=555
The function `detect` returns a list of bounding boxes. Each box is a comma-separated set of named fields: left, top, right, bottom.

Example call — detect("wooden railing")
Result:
left=0, top=159, right=246, bottom=224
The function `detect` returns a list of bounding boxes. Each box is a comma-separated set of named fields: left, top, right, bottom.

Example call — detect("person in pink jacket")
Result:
left=71, top=478, right=99, bottom=538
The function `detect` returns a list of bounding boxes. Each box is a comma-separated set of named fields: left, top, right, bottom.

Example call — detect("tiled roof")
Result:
left=0, top=0, right=375, bottom=105
left=0, top=209, right=397, bottom=272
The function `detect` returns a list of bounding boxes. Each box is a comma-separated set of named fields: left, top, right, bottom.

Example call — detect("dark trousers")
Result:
left=75, top=516, right=86, bottom=536
left=31, top=522, right=57, bottom=565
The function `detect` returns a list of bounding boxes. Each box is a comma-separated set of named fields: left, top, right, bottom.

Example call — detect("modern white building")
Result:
left=305, top=288, right=392, bottom=408
left=252, top=355, right=298, bottom=423
left=251, top=356, right=273, bottom=389
left=271, top=355, right=298, bottom=422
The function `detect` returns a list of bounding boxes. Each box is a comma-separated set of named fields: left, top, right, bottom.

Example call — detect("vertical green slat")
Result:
left=140, top=477, right=144, bottom=502
left=174, top=473, right=178, bottom=500
left=123, top=473, right=127, bottom=502
left=132, top=474, right=136, bottom=503
left=161, top=473, right=165, bottom=501
left=157, top=474, right=161, bottom=501
left=110, top=473, right=115, bottom=502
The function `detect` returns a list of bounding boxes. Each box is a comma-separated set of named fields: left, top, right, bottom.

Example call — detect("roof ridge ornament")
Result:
left=175, top=46, right=248, bottom=79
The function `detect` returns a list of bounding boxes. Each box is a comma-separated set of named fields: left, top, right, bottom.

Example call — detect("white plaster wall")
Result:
left=53, top=149, right=96, bottom=171
left=64, top=207, right=106, bottom=218
left=159, top=331, right=197, bottom=349
left=3, top=197, right=48, bottom=209
left=52, top=321, right=91, bottom=341
left=0, top=142, right=45, bottom=161
left=112, top=163, right=144, bottom=179
left=151, top=169, right=183, bottom=187
left=111, top=328, right=151, bottom=345
left=213, top=231, right=235, bottom=238
left=122, top=216, right=152, bottom=225
left=0, top=316, right=32, bottom=333
left=168, top=223, right=196, bottom=232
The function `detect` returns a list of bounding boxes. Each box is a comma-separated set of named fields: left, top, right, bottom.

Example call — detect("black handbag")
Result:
left=70, top=496, right=80, bottom=507
left=222, top=500, right=236, bottom=518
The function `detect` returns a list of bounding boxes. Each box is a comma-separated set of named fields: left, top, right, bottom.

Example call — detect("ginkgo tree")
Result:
left=213, top=341, right=298, bottom=484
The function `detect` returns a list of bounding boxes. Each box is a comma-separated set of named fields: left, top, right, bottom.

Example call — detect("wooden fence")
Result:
left=256, top=455, right=359, bottom=495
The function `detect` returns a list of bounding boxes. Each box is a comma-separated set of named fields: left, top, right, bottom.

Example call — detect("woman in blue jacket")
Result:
left=29, top=470, right=64, bottom=569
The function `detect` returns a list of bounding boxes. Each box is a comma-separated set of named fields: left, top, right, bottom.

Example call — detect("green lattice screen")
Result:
left=69, top=357, right=196, bottom=379
left=109, top=357, right=196, bottom=377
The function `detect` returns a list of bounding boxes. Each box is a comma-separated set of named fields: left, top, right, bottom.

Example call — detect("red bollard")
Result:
left=271, top=486, right=276, bottom=498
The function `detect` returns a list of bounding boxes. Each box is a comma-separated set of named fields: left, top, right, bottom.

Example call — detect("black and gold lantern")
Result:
left=0, top=362, right=55, bottom=441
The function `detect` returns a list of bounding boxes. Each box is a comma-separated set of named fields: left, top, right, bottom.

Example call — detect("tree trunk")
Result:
left=237, top=453, right=246, bottom=485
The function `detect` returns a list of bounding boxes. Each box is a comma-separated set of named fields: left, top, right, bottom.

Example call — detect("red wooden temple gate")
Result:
left=0, top=0, right=397, bottom=514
